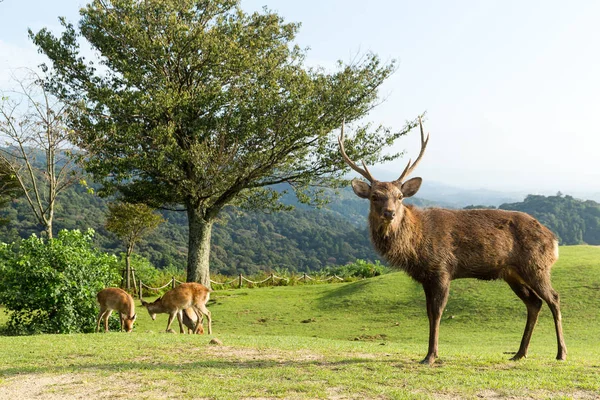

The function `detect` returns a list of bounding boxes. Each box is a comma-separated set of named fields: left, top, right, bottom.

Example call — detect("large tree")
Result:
left=31, top=0, right=417, bottom=285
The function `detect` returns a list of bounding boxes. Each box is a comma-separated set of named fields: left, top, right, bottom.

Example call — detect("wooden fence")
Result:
left=135, top=272, right=344, bottom=298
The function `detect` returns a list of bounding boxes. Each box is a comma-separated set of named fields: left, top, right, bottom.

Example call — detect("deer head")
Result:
left=338, top=117, right=429, bottom=232
left=140, top=298, right=159, bottom=320
left=122, top=313, right=137, bottom=332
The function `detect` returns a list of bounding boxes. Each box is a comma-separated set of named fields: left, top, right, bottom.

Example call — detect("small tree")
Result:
left=105, top=202, right=164, bottom=290
left=0, top=71, right=81, bottom=238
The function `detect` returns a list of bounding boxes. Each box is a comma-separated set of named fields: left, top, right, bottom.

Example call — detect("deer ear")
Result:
left=351, top=179, right=371, bottom=199
left=401, top=177, right=422, bottom=198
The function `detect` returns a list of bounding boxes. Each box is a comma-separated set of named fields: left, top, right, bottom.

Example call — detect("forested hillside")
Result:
left=0, top=183, right=385, bottom=274
left=499, top=194, right=600, bottom=245
left=2, top=184, right=598, bottom=275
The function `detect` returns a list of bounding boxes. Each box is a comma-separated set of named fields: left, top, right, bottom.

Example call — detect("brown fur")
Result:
left=141, top=282, right=212, bottom=334
left=181, top=307, right=204, bottom=334
left=351, top=178, right=566, bottom=364
left=96, top=287, right=137, bottom=333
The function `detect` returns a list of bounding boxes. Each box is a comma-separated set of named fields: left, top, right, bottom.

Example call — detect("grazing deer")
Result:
left=182, top=307, right=204, bottom=334
left=96, top=287, right=137, bottom=333
left=338, top=118, right=566, bottom=365
left=140, top=282, right=212, bottom=334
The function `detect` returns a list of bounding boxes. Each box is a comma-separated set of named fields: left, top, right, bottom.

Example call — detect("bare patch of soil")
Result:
left=0, top=373, right=186, bottom=399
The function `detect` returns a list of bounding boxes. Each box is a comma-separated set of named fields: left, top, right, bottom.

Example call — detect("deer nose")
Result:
left=383, top=210, right=396, bottom=220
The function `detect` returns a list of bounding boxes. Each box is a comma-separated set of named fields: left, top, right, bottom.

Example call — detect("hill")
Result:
left=0, top=183, right=386, bottom=274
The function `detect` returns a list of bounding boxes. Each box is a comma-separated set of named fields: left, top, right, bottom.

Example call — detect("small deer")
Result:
left=96, top=287, right=137, bottom=333
left=141, top=282, right=212, bottom=334
left=182, top=307, right=204, bottom=334
left=339, top=118, right=566, bottom=365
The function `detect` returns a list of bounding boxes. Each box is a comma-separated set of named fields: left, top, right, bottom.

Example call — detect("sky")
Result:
left=1, top=0, right=599, bottom=196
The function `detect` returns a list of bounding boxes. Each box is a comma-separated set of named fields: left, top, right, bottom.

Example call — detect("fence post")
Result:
left=239, top=273, right=243, bottom=288
left=302, top=272, right=307, bottom=282
left=139, top=280, right=143, bottom=300
left=270, top=273, right=274, bottom=285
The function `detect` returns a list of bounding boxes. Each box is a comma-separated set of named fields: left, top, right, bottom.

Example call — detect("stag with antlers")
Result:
left=338, top=118, right=566, bottom=365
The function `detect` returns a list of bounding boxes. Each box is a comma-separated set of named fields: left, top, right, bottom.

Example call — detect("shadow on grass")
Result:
left=317, top=275, right=424, bottom=313
left=0, top=356, right=417, bottom=377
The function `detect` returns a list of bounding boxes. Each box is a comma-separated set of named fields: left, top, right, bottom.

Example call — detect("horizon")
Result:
left=1, top=0, right=599, bottom=195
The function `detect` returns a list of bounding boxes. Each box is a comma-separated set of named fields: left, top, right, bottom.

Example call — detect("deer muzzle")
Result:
left=382, top=210, right=396, bottom=221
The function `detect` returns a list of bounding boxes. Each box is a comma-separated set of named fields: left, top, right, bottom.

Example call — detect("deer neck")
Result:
left=126, top=299, right=135, bottom=319
left=369, top=204, right=422, bottom=267
left=148, top=301, right=167, bottom=314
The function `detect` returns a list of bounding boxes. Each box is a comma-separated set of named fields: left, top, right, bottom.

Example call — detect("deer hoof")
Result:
left=420, top=356, right=435, bottom=366
left=510, top=353, right=526, bottom=361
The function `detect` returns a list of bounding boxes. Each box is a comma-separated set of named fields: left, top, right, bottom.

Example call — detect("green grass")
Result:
left=1, top=246, right=600, bottom=399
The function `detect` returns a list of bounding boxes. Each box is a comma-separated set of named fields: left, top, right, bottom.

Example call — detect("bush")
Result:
left=325, top=259, right=388, bottom=279
left=0, top=229, right=120, bottom=335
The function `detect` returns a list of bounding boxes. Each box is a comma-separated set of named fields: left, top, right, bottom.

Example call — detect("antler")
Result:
left=395, top=116, right=430, bottom=183
left=338, top=120, right=376, bottom=183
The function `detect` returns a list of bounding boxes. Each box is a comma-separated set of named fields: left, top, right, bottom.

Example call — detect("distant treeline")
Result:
left=466, top=194, right=600, bottom=245
left=498, top=194, right=600, bottom=245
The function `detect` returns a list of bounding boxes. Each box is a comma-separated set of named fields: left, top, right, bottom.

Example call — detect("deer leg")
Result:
left=528, top=279, right=567, bottom=360
left=197, top=315, right=205, bottom=334
left=177, top=310, right=185, bottom=334
left=96, top=309, right=106, bottom=333
left=119, top=313, right=124, bottom=332
left=193, top=305, right=211, bottom=335
left=166, top=312, right=177, bottom=333
left=421, top=279, right=450, bottom=365
left=505, top=278, right=542, bottom=360
left=104, top=310, right=113, bottom=333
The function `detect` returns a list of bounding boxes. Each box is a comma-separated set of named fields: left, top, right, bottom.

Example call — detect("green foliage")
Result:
left=0, top=229, right=120, bottom=335
left=30, top=0, right=416, bottom=281
left=324, top=259, right=388, bottom=279
left=125, top=253, right=185, bottom=296
left=499, top=194, right=600, bottom=245
left=106, top=202, right=164, bottom=252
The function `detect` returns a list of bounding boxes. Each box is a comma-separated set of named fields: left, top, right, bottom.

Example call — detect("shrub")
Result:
left=326, top=259, right=388, bottom=279
left=0, top=229, right=120, bottom=335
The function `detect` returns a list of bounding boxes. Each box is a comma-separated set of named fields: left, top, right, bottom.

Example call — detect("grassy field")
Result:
left=0, top=246, right=599, bottom=399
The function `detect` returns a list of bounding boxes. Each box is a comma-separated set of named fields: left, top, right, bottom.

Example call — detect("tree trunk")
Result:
left=187, top=206, right=213, bottom=288
left=125, top=247, right=132, bottom=290
left=46, top=218, right=53, bottom=239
